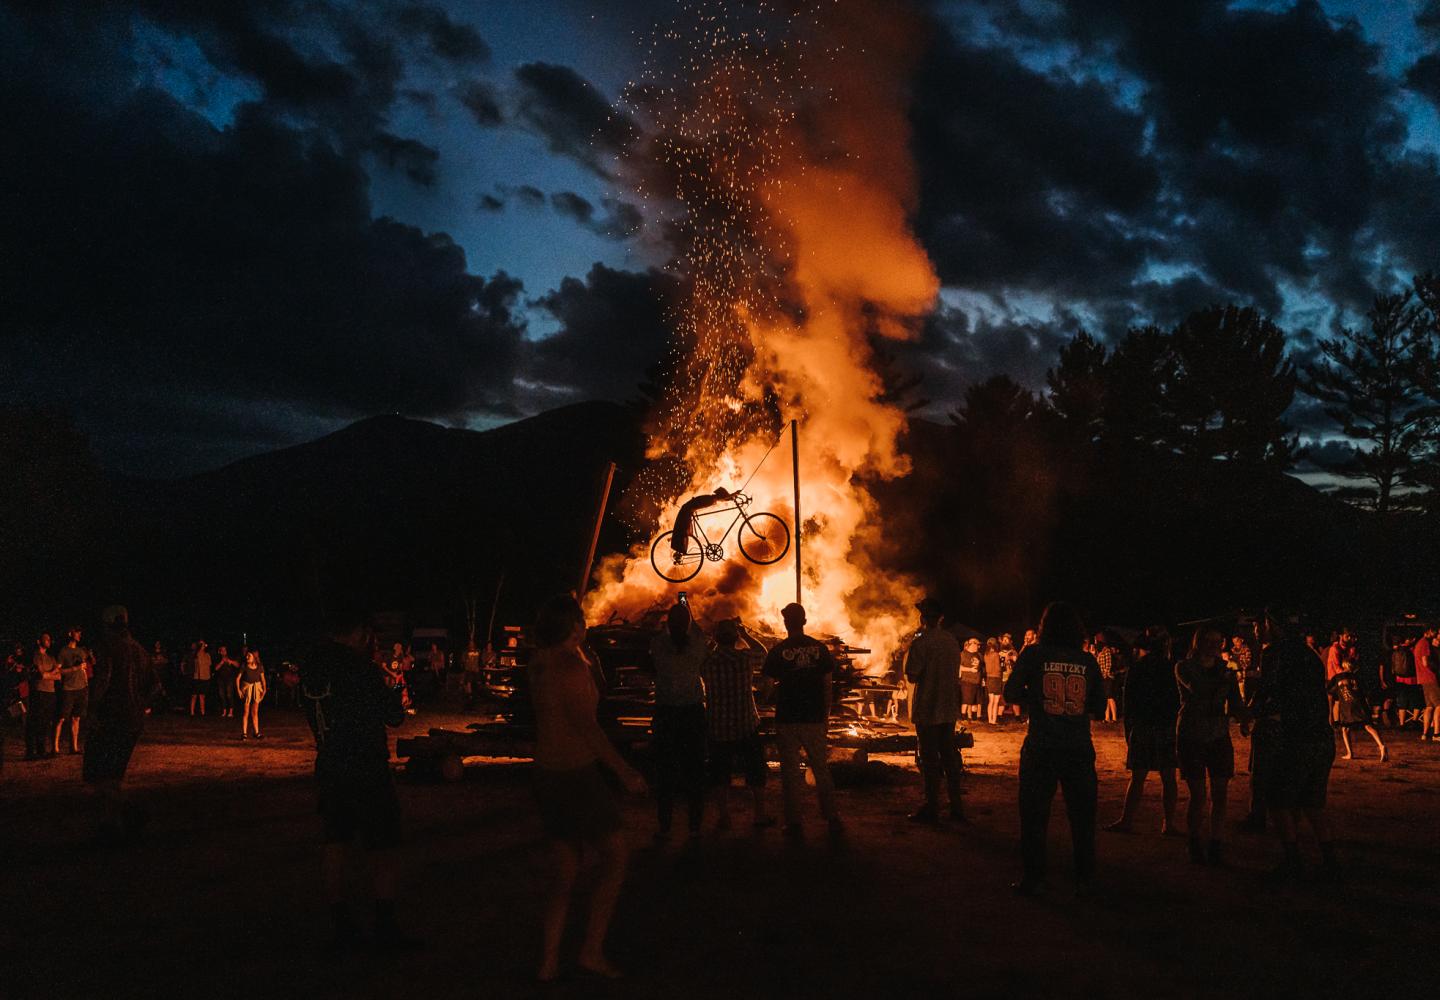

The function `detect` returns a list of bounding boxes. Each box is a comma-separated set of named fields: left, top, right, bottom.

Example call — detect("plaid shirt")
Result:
left=702, top=644, right=762, bottom=742
left=1096, top=645, right=1114, bottom=680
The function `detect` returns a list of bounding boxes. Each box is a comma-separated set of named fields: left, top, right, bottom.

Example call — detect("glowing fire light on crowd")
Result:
left=584, top=0, right=939, bottom=668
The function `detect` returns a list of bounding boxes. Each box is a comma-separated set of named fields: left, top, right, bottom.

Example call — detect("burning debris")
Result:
left=584, top=0, right=940, bottom=669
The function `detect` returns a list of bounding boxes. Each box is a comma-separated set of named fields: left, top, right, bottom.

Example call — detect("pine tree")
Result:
left=1301, top=291, right=1438, bottom=513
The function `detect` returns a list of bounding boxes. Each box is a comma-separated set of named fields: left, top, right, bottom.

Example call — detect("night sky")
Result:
left=4, top=0, right=1440, bottom=476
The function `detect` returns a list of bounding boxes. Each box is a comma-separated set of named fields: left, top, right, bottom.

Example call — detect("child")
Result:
left=1327, top=661, right=1387, bottom=761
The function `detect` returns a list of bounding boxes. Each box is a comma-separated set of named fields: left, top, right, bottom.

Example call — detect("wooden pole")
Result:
left=578, top=461, right=617, bottom=598
left=791, top=419, right=801, bottom=605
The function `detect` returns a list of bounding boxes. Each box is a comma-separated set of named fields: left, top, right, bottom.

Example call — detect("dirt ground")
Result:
left=3, top=701, right=1438, bottom=1000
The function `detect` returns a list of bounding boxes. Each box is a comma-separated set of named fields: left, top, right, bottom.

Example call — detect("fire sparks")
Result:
left=585, top=0, right=940, bottom=669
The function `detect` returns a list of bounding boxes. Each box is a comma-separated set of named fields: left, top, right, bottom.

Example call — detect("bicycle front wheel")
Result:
left=650, top=530, right=704, bottom=583
left=737, top=512, right=790, bottom=565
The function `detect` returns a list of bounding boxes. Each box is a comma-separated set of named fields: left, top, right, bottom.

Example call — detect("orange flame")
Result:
left=586, top=1, right=938, bottom=670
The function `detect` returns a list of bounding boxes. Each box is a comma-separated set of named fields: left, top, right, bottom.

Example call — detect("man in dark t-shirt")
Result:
left=301, top=613, right=412, bottom=951
left=1004, top=609, right=1105, bottom=895
left=763, top=603, right=841, bottom=836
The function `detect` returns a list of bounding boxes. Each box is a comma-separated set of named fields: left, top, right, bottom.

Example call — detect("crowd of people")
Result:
left=2, top=631, right=288, bottom=754
left=5, top=595, right=1429, bottom=984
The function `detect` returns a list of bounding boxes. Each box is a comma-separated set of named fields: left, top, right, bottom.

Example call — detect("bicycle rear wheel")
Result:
left=737, top=512, right=790, bottom=565
left=650, top=530, right=704, bottom=583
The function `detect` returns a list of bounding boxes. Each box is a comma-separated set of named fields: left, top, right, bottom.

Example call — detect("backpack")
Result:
left=1391, top=647, right=1415, bottom=679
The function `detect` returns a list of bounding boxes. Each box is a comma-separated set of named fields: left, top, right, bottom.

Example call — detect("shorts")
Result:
left=59, top=689, right=89, bottom=720
left=241, top=682, right=264, bottom=706
left=1178, top=735, right=1234, bottom=783
left=1264, top=737, right=1335, bottom=810
left=985, top=677, right=1004, bottom=697
left=1424, top=683, right=1440, bottom=709
left=317, top=770, right=403, bottom=850
left=960, top=680, right=982, bottom=706
left=1125, top=726, right=1177, bottom=772
left=82, top=727, right=140, bottom=784
left=1395, top=683, right=1424, bottom=710
left=708, top=733, right=768, bottom=789
left=533, top=763, right=621, bottom=844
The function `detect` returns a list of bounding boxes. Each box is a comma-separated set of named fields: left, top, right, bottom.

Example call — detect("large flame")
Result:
left=585, top=0, right=938, bottom=669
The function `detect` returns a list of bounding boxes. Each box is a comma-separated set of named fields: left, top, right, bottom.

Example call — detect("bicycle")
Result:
left=649, top=492, right=791, bottom=583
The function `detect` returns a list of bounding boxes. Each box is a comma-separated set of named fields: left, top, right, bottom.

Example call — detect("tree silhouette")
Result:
left=1168, top=305, right=1299, bottom=467
left=1045, top=330, right=1107, bottom=443
left=1102, top=325, right=1177, bottom=452
left=1301, top=291, right=1438, bottom=513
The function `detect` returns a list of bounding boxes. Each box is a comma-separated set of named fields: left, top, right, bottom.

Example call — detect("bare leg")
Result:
left=539, top=840, right=579, bottom=981
left=1105, top=771, right=1145, bottom=830
left=54, top=721, right=63, bottom=754
left=1159, top=769, right=1179, bottom=833
left=1339, top=728, right=1352, bottom=759
left=578, top=832, right=629, bottom=976
left=1365, top=725, right=1387, bottom=759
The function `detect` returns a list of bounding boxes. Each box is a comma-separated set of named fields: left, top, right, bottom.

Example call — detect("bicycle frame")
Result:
left=687, top=504, right=748, bottom=553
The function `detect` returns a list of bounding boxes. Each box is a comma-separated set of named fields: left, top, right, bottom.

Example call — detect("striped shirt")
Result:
left=702, top=644, right=761, bottom=742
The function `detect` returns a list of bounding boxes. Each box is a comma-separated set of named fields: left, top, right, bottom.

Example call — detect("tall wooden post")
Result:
left=791, top=419, right=801, bottom=605
left=578, top=462, right=617, bottom=598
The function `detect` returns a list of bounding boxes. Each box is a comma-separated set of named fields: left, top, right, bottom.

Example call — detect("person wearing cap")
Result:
left=904, top=597, right=964, bottom=824
left=84, top=606, right=159, bottom=842
left=763, top=603, right=842, bottom=837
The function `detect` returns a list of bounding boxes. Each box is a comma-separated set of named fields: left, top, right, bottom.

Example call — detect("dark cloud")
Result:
left=371, top=131, right=440, bottom=186
left=512, top=62, right=632, bottom=174
left=457, top=78, right=503, bottom=125
left=0, top=3, right=527, bottom=474
left=1407, top=52, right=1440, bottom=107
left=477, top=192, right=505, bottom=212
left=528, top=264, right=679, bottom=405
left=513, top=184, right=546, bottom=208
left=911, top=25, right=1162, bottom=301
left=391, top=4, right=489, bottom=63
left=548, top=191, right=642, bottom=240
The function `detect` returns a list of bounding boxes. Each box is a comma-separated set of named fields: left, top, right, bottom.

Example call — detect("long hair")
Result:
left=534, top=594, right=585, bottom=649
left=1037, top=601, right=1087, bottom=649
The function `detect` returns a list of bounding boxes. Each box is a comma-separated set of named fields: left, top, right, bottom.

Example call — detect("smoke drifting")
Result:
left=586, top=0, right=939, bottom=666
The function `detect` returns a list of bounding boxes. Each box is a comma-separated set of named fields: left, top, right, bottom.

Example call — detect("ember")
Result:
left=585, top=0, right=939, bottom=667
